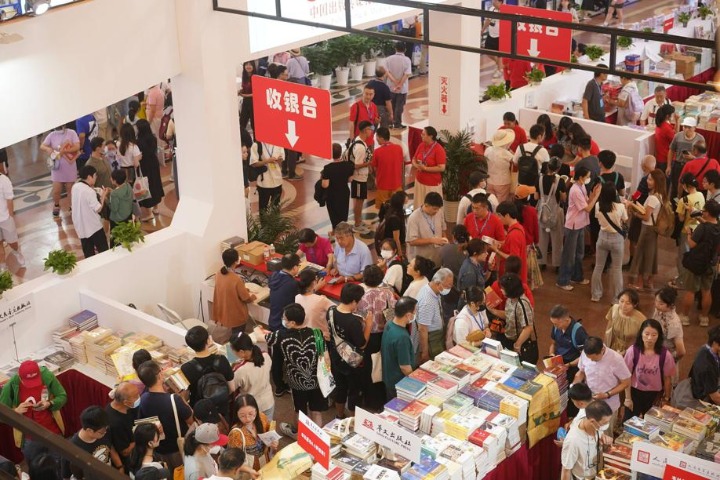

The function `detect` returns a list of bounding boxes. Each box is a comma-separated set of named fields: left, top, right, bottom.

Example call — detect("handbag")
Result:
left=371, top=351, right=383, bottom=383
left=601, top=209, right=628, bottom=238
left=46, top=151, right=60, bottom=171
left=170, top=394, right=185, bottom=455
left=313, top=329, right=336, bottom=397
left=232, top=427, right=259, bottom=470
left=133, top=166, right=152, bottom=201
left=515, top=299, right=539, bottom=365
left=382, top=295, right=395, bottom=326
left=328, top=307, right=364, bottom=368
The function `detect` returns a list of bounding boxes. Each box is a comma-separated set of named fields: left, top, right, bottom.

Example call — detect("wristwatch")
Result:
left=606, top=390, right=612, bottom=397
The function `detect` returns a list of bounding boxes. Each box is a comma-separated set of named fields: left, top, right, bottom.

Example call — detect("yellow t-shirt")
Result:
left=676, top=191, right=705, bottom=230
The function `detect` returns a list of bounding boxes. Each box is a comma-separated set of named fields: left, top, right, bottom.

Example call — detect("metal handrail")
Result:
left=213, top=0, right=717, bottom=92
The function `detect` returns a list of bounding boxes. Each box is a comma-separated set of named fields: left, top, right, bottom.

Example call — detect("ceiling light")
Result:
left=26, top=0, right=50, bottom=16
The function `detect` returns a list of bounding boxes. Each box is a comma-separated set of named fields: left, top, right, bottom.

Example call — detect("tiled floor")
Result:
left=4, top=0, right=712, bottom=435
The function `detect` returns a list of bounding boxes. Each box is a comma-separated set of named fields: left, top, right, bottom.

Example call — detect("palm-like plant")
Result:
left=247, top=201, right=300, bottom=254
left=439, top=129, right=482, bottom=202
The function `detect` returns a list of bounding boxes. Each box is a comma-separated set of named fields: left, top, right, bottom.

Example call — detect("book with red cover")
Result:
left=472, top=378, right=490, bottom=389
left=402, top=400, right=429, bottom=418
left=484, top=286, right=503, bottom=308
left=468, top=428, right=492, bottom=447
left=410, top=368, right=438, bottom=383
left=602, top=444, right=632, bottom=463
left=448, top=345, right=473, bottom=359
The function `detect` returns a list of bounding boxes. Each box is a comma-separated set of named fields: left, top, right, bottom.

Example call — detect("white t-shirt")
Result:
left=453, top=306, right=489, bottom=345
left=561, top=423, right=599, bottom=479
left=486, top=146, right=514, bottom=185
left=456, top=188, right=499, bottom=224
left=118, top=143, right=141, bottom=168
left=350, top=137, right=370, bottom=183
left=404, top=277, right=429, bottom=299
left=71, top=181, right=103, bottom=239
left=487, top=7, right=500, bottom=37
left=233, top=352, right=274, bottom=413
left=640, top=97, right=671, bottom=124
left=512, top=142, right=549, bottom=170
left=641, top=194, right=661, bottom=226
left=569, top=408, right=586, bottom=431
left=250, top=142, right=284, bottom=189
left=595, top=203, right=628, bottom=233
left=0, top=174, right=14, bottom=222
left=383, top=263, right=405, bottom=294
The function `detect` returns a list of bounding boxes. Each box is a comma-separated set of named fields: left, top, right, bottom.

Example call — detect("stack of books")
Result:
left=52, top=325, right=81, bottom=354
left=499, top=350, right=521, bottom=367
left=481, top=338, right=503, bottom=358
left=395, top=377, right=427, bottom=402
left=376, top=457, right=411, bottom=476
left=426, top=377, right=459, bottom=400
left=696, top=431, right=720, bottom=462
left=342, top=432, right=377, bottom=463
left=468, top=427, right=502, bottom=465
left=445, top=367, right=471, bottom=387
left=434, top=352, right=463, bottom=368
left=444, top=413, right=485, bottom=442
left=384, top=398, right=409, bottom=417
left=420, top=434, right=450, bottom=460
left=475, top=389, right=504, bottom=413
left=399, top=400, right=429, bottom=432
left=163, top=367, right=190, bottom=393
left=672, top=417, right=707, bottom=442
left=408, top=368, right=438, bottom=385
left=69, top=310, right=99, bottom=331
left=447, top=345, right=473, bottom=360
left=680, top=408, right=713, bottom=430
left=362, top=465, right=399, bottom=480
left=311, top=463, right=347, bottom=480
left=487, top=412, right=521, bottom=453
left=651, top=431, right=697, bottom=454
left=220, top=235, right=245, bottom=254
left=438, top=443, right=475, bottom=479
left=615, top=432, right=643, bottom=448
left=624, top=416, right=661, bottom=440
left=442, top=394, right=473, bottom=415
left=323, top=418, right=353, bottom=447
left=644, top=405, right=681, bottom=432
left=453, top=363, right=483, bottom=383
left=431, top=410, right=456, bottom=437
left=333, top=453, right=364, bottom=476
left=461, top=353, right=495, bottom=377
left=43, top=350, right=75, bottom=371
left=458, top=384, right=486, bottom=408
left=167, top=346, right=194, bottom=365
left=602, top=444, right=632, bottom=476
left=402, top=457, right=449, bottom=480
left=420, top=404, right=441, bottom=435
left=86, top=334, right=122, bottom=375
left=499, top=393, right=528, bottom=424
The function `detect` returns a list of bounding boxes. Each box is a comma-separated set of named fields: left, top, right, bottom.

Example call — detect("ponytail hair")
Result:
left=229, top=333, right=265, bottom=367
left=221, top=248, right=240, bottom=275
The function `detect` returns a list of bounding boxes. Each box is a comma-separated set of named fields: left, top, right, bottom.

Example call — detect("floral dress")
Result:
left=228, top=412, right=271, bottom=469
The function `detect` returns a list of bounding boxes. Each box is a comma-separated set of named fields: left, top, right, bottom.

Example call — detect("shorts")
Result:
left=485, top=35, right=499, bottom=51
left=351, top=180, right=368, bottom=200
left=0, top=217, right=18, bottom=243
left=680, top=267, right=715, bottom=292
left=291, top=388, right=328, bottom=413
left=375, top=188, right=400, bottom=209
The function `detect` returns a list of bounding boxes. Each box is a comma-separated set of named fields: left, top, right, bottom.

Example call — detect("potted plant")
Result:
left=247, top=201, right=300, bottom=254
left=347, top=35, right=368, bottom=82
left=440, top=129, right=482, bottom=223
left=585, top=45, right=605, bottom=62
left=485, top=83, right=511, bottom=102
left=374, top=38, right=396, bottom=69
left=642, top=27, right=653, bottom=41
left=678, top=12, right=691, bottom=28
left=327, top=36, right=351, bottom=86
left=43, top=249, right=78, bottom=275
left=617, top=36, right=633, bottom=49
left=698, top=5, right=713, bottom=21
left=362, top=37, right=380, bottom=77
left=525, top=67, right=545, bottom=86
left=303, top=44, right=333, bottom=90
left=111, top=221, right=145, bottom=252
left=0, top=270, right=12, bottom=299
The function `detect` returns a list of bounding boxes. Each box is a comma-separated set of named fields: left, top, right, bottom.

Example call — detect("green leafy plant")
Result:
left=326, top=35, right=367, bottom=66
left=0, top=270, right=12, bottom=295
left=111, top=221, right=145, bottom=252
left=247, top=201, right=300, bottom=255
left=485, top=83, right=511, bottom=101
left=43, top=249, right=77, bottom=275
left=439, top=129, right=483, bottom=202
left=678, top=12, right=691, bottom=26
left=585, top=45, right=605, bottom=61
left=698, top=5, right=712, bottom=20
left=571, top=54, right=578, bottom=64
left=303, top=43, right=334, bottom=76
left=617, top=36, right=633, bottom=49
left=525, top=67, right=546, bottom=84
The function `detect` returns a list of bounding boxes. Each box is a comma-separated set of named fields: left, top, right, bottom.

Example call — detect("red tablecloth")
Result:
left=697, top=128, right=720, bottom=162
left=665, top=68, right=716, bottom=103
left=485, top=432, right=562, bottom=480
left=317, top=278, right=360, bottom=301
left=0, top=368, right=112, bottom=463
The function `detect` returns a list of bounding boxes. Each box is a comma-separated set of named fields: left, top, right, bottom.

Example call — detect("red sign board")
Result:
left=297, top=411, right=330, bottom=469
left=252, top=75, right=332, bottom=158
left=663, top=464, right=708, bottom=480
left=498, top=5, right=573, bottom=63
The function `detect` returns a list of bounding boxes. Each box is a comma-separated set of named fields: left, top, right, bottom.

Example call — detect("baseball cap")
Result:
left=19, top=361, right=42, bottom=388
left=681, top=117, right=697, bottom=128
left=193, top=399, right=221, bottom=424
left=515, top=184, right=537, bottom=199
left=195, top=423, right=228, bottom=446
left=135, top=466, right=170, bottom=480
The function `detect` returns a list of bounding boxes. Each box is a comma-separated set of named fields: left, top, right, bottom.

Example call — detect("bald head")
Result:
left=641, top=155, right=656, bottom=174
left=114, top=381, right=140, bottom=406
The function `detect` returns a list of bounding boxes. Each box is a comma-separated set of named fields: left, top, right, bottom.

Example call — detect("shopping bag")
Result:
left=371, top=351, right=383, bottom=383
left=527, top=245, right=544, bottom=290
left=133, top=167, right=151, bottom=201
left=313, top=329, right=335, bottom=397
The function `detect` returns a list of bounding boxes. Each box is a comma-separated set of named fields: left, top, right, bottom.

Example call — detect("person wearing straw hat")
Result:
left=485, top=129, right=515, bottom=203
left=286, top=48, right=310, bottom=85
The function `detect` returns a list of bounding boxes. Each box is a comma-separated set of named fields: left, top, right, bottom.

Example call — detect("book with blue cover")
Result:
left=395, top=377, right=427, bottom=397
left=502, top=376, right=526, bottom=390
left=385, top=397, right=410, bottom=414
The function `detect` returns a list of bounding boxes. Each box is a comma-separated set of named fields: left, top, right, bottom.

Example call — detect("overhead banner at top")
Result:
left=231, top=0, right=448, bottom=54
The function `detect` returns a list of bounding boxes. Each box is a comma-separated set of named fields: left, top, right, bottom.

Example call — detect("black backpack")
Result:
left=193, top=356, right=231, bottom=411
left=517, top=145, right=541, bottom=187
left=247, top=142, right=268, bottom=182
left=682, top=223, right=720, bottom=275
left=388, top=258, right=413, bottom=296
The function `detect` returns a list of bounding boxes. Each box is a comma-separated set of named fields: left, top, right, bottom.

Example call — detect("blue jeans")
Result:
left=591, top=231, right=625, bottom=301
left=558, top=227, right=586, bottom=286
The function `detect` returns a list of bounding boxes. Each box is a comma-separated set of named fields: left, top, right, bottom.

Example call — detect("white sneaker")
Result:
left=353, top=225, right=369, bottom=234
left=680, top=315, right=690, bottom=326
left=12, top=250, right=25, bottom=267
left=279, top=422, right=297, bottom=440
left=699, top=316, right=710, bottom=327
left=492, top=70, right=502, bottom=79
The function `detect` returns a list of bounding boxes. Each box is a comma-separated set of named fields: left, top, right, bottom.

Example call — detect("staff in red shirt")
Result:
left=654, top=104, right=677, bottom=172
left=348, top=85, right=380, bottom=148
left=491, top=201, right=528, bottom=281
left=411, top=126, right=447, bottom=208
left=500, top=112, right=528, bottom=153
left=463, top=193, right=506, bottom=242
left=679, top=142, right=720, bottom=195
left=371, top=127, right=405, bottom=208
left=502, top=58, right=532, bottom=90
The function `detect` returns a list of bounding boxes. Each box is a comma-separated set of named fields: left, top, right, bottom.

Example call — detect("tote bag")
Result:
left=313, top=328, right=336, bottom=397
left=133, top=166, right=151, bottom=201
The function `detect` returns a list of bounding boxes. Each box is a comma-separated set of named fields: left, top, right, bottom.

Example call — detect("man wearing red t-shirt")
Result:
left=411, top=126, right=447, bottom=208
left=679, top=142, right=719, bottom=195
left=500, top=112, right=528, bottom=153
left=371, top=127, right=405, bottom=208
left=491, top=201, right=528, bottom=281
left=349, top=85, right=380, bottom=148
left=463, top=193, right=506, bottom=242
left=0, top=360, right=67, bottom=458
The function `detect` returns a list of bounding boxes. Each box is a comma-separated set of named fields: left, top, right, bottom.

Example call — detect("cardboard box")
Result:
left=238, top=241, right=267, bottom=265
left=671, top=53, right=696, bottom=79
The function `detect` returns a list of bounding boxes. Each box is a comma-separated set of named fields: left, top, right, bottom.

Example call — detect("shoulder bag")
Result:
left=133, top=166, right=151, bottom=201
left=313, top=328, right=336, bottom=397
left=328, top=307, right=364, bottom=367
left=515, top=299, right=538, bottom=364
left=601, top=207, right=628, bottom=238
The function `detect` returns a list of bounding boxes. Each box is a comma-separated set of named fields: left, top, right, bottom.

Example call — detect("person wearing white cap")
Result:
left=485, top=129, right=516, bottom=203
left=183, top=423, right=229, bottom=480
left=668, top=117, right=705, bottom=200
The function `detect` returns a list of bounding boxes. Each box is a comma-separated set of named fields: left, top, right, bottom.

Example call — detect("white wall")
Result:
left=0, top=0, right=182, bottom=148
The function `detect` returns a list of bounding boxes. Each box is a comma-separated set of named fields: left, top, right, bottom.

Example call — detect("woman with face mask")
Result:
left=378, top=239, right=405, bottom=295
left=183, top=423, right=229, bottom=480
left=622, top=319, right=676, bottom=420
left=557, top=167, right=601, bottom=291
left=457, top=238, right=489, bottom=292
left=128, top=423, right=165, bottom=478
left=452, top=286, right=491, bottom=345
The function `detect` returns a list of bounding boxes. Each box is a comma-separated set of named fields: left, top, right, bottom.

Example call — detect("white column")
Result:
left=427, top=0, right=482, bottom=137
left=170, top=0, right=251, bottom=273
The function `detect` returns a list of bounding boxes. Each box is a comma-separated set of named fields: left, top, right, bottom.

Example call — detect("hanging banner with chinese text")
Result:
left=498, top=5, right=573, bottom=64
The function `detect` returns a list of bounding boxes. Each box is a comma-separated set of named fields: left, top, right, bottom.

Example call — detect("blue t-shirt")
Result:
left=75, top=114, right=98, bottom=160
left=551, top=320, right=588, bottom=364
